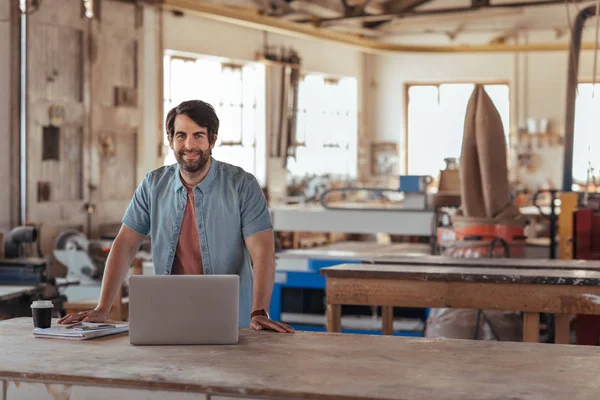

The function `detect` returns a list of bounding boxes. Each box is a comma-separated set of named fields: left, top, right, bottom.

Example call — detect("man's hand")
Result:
left=250, top=315, right=295, bottom=333
left=57, top=307, right=109, bottom=325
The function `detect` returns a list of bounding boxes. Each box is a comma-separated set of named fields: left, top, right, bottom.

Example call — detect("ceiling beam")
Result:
left=163, top=0, right=600, bottom=53
left=379, top=0, right=433, bottom=15
left=296, top=0, right=587, bottom=25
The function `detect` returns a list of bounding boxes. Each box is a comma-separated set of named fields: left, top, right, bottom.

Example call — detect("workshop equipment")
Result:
left=53, top=230, right=111, bottom=285
left=559, top=3, right=600, bottom=346
left=0, top=225, right=76, bottom=320
left=427, top=84, right=525, bottom=341
left=532, top=189, right=560, bottom=259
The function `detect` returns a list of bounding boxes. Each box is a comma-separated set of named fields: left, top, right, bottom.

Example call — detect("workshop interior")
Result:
left=3, top=0, right=600, bottom=346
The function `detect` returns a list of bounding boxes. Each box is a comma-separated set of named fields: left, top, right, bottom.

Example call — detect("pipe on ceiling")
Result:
left=163, top=0, right=600, bottom=53
left=562, top=5, right=597, bottom=192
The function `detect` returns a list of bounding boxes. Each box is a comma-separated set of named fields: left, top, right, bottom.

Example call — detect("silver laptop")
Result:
left=128, top=275, right=239, bottom=345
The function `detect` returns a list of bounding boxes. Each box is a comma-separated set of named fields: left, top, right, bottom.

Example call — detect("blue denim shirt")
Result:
left=122, top=157, right=273, bottom=328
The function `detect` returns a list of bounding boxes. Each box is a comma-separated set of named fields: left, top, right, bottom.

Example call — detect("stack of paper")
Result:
left=33, top=322, right=129, bottom=340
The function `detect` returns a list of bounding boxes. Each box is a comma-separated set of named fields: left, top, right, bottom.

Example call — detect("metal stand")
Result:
left=533, top=189, right=559, bottom=259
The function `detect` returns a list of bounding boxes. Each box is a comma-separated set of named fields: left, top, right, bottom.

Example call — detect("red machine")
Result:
left=573, top=208, right=600, bottom=345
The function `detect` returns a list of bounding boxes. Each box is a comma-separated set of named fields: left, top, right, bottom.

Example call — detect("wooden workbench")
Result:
left=0, top=286, right=38, bottom=302
left=321, top=264, right=600, bottom=343
left=277, top=241, right=433, bottom=262
left=276, top=241, right=600, bottom=271
left=373, top=254, right=600, bottom=270
left=2, top=317, right=600, bottom=400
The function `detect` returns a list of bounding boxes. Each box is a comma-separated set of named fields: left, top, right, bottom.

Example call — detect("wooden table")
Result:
left=321, top=264, right=600, bottom=343
left=373, top=254, right=600, bottom=270
left=2, top=318, right=600, bottom=400
left=0, top=286, right=38, bottom=302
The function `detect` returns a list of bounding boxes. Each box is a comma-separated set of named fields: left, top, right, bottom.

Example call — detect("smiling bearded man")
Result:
left=58, top=100, right=294, bottom=334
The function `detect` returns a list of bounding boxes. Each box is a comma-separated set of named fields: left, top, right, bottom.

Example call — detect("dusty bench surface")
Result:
left=0, top=285, right=38, bottom=301
left=320, top=263, right=600, bottom=285
left=373, top=254, right=600, bottom=270
left=276, top=241, right=432, bottom=260
left=2, top=318, right=600, bottom=400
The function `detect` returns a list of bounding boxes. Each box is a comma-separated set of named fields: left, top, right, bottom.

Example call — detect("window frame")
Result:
left=287, top=71, right=359, bottom=179
left=403, top=80, right=512, bottom=175
left=571, top=79, right=600, bottom=185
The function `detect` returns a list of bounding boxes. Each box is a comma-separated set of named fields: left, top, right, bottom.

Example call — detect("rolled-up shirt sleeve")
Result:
left=122, top=174, right=151, bottom=236
left=240, top=174, right=273, bottom=239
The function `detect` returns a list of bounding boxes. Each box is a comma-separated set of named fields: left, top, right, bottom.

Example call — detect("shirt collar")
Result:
left=173, top=157, right=217, bottom=194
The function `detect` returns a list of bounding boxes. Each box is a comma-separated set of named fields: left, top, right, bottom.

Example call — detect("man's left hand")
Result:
left=250, top=315, right=295, bottom=333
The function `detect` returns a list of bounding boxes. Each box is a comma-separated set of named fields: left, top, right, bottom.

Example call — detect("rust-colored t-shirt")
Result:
left=171, top=181, right=203, bottom=275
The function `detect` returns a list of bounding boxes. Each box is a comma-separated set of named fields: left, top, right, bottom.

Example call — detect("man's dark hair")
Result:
left=165, top=100, right=219, bottom=144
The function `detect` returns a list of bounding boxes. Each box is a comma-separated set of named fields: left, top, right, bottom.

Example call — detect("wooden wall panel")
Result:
left=94, top=36, right=136, bottom=107
left=28, top=0, right=87, bottom=30
left=99, top=0, right=140, bottom=39
left=89, top=0, right=142, bottom=235
left=24, top=0, right=143, bottom=236
left=99, top=131, right=138, bottom=201
left=37, top=125, right=84, bottom=202
left=26, top=0, right=88, bottom=228
left=28, top=24, right=83, bottom=102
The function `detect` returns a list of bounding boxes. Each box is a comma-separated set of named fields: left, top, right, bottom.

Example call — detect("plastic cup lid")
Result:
left=31, top=300, right=54, bottom=308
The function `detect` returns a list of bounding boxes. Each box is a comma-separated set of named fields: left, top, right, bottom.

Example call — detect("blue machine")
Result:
left=269, top=257, right=428, bottom=336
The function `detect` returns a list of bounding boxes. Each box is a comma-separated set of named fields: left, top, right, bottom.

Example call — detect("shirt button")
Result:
left=170, top=248, right=174, bottom=253
left=175, top=226, right=179, bottom=231
left=164, top=271, right=169, bottom=275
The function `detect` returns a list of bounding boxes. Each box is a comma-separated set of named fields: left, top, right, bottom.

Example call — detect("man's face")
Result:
left=169, top=114, right=215, bottom=174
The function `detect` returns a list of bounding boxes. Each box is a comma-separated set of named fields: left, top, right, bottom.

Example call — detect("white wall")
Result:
left=160, top=9, right=367, bottom=194
left=370, top=48, right=515, bottom=180
left=371, top=28, right=600, bottom=190
left=162, top=11, right=364, bottom=78
left=0, top=2, right=12, bottom=232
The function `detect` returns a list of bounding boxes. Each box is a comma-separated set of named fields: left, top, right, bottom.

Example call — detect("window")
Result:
left=163, top=53, right=266, bottom=186
left=286, top=74, right=358, bottom=179
left=406, top=83, right=510, bottom=178
left=573, top=83, right=600, bottom=185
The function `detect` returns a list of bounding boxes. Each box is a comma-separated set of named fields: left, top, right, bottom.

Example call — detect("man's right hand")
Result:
left=57, top=307, right=109, bottom=325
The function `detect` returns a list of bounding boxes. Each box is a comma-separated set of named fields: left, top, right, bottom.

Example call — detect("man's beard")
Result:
left=176, top=148, right=211, bottom=173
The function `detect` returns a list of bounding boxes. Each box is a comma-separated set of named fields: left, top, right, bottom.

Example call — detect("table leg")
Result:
left=523, top=312, right=540, bottom=343
left=327, top=304, right=341, bottom=333
left=554, top=313, right=571, bottom=344
left=382, top=306, right=394, bottom=335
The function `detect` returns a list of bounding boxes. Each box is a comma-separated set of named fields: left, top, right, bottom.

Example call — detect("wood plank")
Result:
left=28, top=0, right=87, bottom=30
left=93, top=36, right=137, bottom=108
left=28, top=24, right=83, bottom=103
left=4, top=380, right=208, bottom=400
left=26, top=17, right=86, bottom=225
left=88, top=0, right=141, bottom=236
left=374, top=254, right=600, bottom=271
left=326, top=304, right=341, bottom=333
left=523, top=312, right=540, bottom=343
left=381, top=306, right=393, bottom=335
left=98, top=130, right=137, bottom=201
left=554, top=314, right=571, bottom=344
left=321, top=264, right=600, bottom=286
left=3, top=318, right=600, bottom=400
left=325, top=277, right=600, bottom=315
